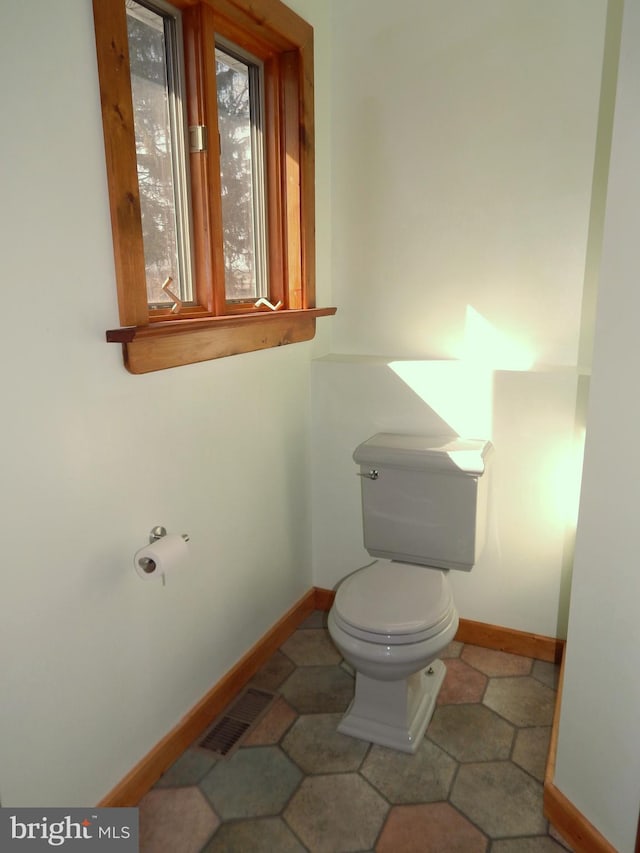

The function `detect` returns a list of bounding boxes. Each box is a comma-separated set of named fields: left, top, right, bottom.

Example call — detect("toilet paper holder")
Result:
left=138, top=526, right=190, bottom=575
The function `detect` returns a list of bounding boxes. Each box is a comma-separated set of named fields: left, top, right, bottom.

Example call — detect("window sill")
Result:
left=106, top=307, right=337, bottom=373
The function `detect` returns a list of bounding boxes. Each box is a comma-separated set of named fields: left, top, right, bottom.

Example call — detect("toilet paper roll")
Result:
left=134, top=534, right=188, bottom=581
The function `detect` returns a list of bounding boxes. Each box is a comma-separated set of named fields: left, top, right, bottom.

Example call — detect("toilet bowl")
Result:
left=328, top=560, right=459, bottom=753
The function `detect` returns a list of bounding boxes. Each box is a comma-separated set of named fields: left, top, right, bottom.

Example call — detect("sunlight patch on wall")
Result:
left=389, top=306, right=536, bottom=437
left=462, top=307, right=535, bottom=371
left=545, top=427, right=587, bottom=532
left=389, top=360, right=494, bottom=437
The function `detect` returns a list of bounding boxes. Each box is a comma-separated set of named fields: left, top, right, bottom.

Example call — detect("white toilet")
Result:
left=328, top=433, right=493, bottom=754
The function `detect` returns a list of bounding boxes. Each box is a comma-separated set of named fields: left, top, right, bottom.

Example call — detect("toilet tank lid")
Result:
left=353, top=434, right=493, bottom=476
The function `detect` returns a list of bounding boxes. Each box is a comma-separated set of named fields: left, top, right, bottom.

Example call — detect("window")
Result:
left=126, top=0, right=192, bottom=309
left=93, top=0, right=335, bottom=373
left=215, top=41, right=267, bottom=304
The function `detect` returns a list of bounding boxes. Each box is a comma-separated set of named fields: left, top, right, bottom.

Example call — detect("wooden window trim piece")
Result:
left=107, top=307, right=336, bottom=373
left=93, top=0, right=335, bottom=372
left=94, top=0, right=149, bottom=329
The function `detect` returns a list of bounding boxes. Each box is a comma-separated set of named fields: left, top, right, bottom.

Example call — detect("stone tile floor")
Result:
left=139, top=611, right=571, bottom=852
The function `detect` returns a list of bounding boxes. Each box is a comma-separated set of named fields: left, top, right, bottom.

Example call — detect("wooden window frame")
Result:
left=93, top=0, right=335, bottom=373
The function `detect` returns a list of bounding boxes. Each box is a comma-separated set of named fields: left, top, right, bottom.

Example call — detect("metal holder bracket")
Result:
left=149, top=526, right=190, bottom=544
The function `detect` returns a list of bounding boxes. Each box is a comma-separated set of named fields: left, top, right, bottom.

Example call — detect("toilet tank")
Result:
left=353, top=434, right=493, bottom=571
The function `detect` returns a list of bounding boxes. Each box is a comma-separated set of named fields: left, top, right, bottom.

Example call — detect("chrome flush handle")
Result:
left=357, top=469, right=379, bottom=480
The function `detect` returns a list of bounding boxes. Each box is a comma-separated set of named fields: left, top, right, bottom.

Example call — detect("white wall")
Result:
left=555, top=1, right=640, bottom=849
left=311, top=0, right=607, bottom=639
left=312, top=359, right=584, bottom=637
left=330, top=0, right=605, bottom=365
left=0, top=0, right=331, bottom=807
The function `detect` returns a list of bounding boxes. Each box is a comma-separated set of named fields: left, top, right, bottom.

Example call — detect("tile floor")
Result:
left=139, top=611, right=571, bottom=853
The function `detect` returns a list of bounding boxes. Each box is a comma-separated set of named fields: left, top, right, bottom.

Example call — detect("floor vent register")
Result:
left=199, top=687, right=276, bottom=758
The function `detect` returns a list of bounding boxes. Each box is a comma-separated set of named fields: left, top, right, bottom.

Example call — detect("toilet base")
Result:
left=337, top=658, right=446, bottom=754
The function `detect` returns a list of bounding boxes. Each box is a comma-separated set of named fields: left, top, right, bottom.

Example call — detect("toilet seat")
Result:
left=333, top=560, right=456, bottom=645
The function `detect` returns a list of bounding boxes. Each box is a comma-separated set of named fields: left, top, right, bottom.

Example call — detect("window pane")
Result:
left=126, top=0, right=189, bottom=307
left=215, top=45, right=267, bottom=303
